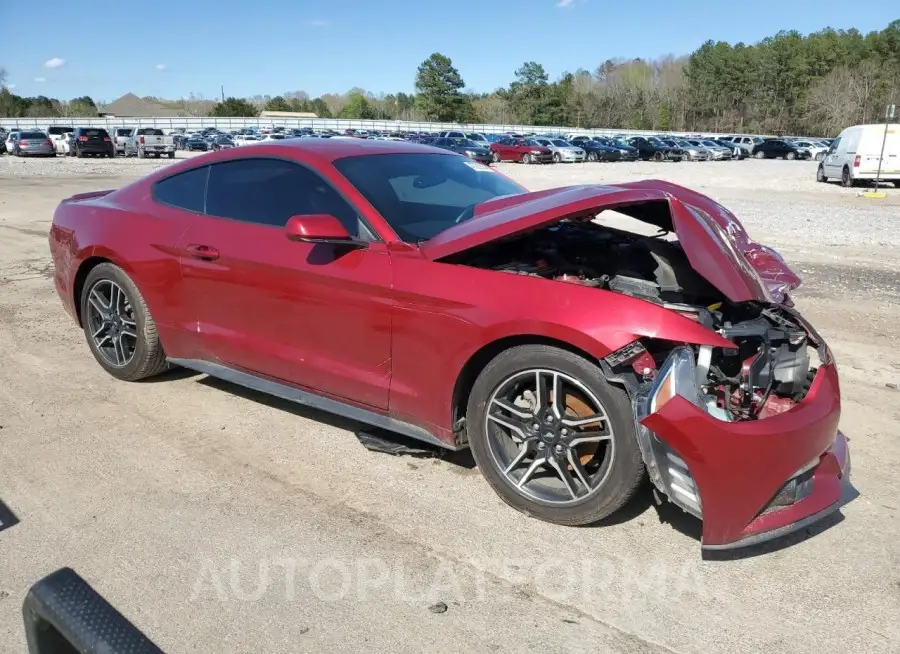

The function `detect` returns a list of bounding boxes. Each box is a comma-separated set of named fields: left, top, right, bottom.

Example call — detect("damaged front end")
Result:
left=611, top=303, right=850, bottom=549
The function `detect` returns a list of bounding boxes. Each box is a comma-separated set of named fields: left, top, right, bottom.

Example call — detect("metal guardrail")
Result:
left=23, top=567, right=164, bottom=654
left=0, top=115, right=719, bottom=139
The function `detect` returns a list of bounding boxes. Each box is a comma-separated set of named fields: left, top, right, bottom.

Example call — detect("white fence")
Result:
left=0, top=115, right=714, bottom=138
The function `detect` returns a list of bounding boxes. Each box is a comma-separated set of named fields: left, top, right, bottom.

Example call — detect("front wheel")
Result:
left=521, top=153, right=531, bottom=164
left=80, top=263, right=169, bottom=381
left=786, top=151, right=796, bottom=160
left=491, top=151, right=501, bottom=163
left=466, top=345, right=644, bottom=526
left=754, top=150, right=765, bottom=159
left=553, top=152, right=561, bottom=163
left=815, top=152, right=825, bottom=162
left=587, top=151, right=599, bottom=162
left=816, top=165, right=827, bottom=183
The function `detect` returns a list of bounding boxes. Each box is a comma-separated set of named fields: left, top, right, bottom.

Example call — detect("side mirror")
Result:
left=285, top=214, right=365, bottom=247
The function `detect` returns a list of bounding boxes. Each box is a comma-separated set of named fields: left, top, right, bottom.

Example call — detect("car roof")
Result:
left=240, top=137, right=442, bottom=162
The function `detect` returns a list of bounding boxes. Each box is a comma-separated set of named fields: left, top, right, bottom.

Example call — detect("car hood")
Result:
left=420, top=181, right=800, bottom=304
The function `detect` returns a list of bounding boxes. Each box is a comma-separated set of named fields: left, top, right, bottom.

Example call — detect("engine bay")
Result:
left=446, top=218, right=821, bottom=421
left=445, top=219, right=722, bottom=306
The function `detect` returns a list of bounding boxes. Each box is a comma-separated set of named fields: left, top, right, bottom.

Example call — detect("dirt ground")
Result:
left=0, top=154, right=898, bottom=653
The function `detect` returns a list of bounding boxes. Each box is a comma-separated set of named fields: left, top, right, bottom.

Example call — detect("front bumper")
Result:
left=636, top=359, right=850, bottom=550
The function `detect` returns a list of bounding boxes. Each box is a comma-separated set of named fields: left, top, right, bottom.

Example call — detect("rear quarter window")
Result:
left=152, top=166, right=209, bottom=213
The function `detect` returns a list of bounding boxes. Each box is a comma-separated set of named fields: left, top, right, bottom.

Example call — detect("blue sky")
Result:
left=3, top=0, right=897, bottom=103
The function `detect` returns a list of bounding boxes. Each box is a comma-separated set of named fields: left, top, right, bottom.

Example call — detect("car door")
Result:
left=177, top=156, right=393, bottom=410
left=822, top=137, right=843, bottom=177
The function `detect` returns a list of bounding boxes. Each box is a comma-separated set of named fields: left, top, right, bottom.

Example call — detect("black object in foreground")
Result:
left=355, top=427, right=445, bottom=458
left=23, top=567, right=164, bottom=654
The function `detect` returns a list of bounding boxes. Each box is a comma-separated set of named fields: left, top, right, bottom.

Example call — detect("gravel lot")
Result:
left=1, top=153, right=898, bottom=653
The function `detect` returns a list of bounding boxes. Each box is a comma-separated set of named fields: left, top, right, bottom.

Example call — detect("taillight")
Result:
left=139, top=135, right=145, bottom=144
left=45, top=140, right=53, bottom=147
left=853, top=154, right=860, bottom=168
left=19, top=140, right=29, bottom=146
left=78, top=136, right=88, bottom=142
left=103, top=137, right=111, bottom=142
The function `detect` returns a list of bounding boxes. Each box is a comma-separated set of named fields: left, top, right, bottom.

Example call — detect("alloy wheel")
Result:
left=485, top=369, right=615, bottom=505
left=85, top=279, right=138, bottom=368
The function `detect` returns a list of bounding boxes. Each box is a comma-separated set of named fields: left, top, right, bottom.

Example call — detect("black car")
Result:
left=593, top=137, right=641, bottom=161
left=569, top=137, right=622, bottom=162
left=626, top=136, right=684, bottom=162
left=430, top=137, right=492, bottom=164
left=751, top=139, right=811, bottom=160
left=70, top=127, right=114, bottom=158
left=183, top=136, right=209, bottom=152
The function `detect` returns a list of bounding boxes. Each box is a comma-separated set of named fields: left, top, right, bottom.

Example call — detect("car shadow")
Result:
left=0, top=498, right=20, bottom=534
left=195, top=375, right=477, bottom=470
left=137, top=366, right=201, bottom=383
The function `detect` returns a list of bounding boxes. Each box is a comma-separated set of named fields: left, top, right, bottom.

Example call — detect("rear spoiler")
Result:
left=63, top=189, right=116, bottom=204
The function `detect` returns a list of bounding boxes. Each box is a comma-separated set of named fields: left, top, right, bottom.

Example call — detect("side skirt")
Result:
left=167, top=358, right=462, bottom=451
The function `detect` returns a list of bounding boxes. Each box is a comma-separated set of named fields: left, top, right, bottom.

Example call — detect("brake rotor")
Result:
left=564, top=393, right=602, bottom=465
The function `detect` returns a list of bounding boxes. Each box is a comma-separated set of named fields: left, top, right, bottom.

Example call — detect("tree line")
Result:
left=2, top=19, right=898, bottom=136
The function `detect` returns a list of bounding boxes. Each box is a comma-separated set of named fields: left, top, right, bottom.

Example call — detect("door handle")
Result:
left=185, top=244, right=219, bottom=261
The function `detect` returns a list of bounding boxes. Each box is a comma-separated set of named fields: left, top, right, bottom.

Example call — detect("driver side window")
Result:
left=827, top=137, right=840, bottom=154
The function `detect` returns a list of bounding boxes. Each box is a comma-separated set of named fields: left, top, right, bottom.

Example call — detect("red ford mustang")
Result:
left=49, top=139, right=851, bottom=551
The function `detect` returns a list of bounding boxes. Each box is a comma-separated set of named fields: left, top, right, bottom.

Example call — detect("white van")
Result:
left=817, top=123, right=900, bottom=187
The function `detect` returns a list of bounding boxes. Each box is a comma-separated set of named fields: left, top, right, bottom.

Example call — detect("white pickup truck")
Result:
left=121, top=128, right=175, bottom=158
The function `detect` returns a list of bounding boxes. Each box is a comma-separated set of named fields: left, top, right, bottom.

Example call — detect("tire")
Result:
left=76, top=149, right=83, bottom=158
left=815, top=152, right=824, bottom=162
left=786, top=151, right=796, bottom=160
left=521, top=153, right=531, bottom=164
left=553, top=152, right=561, bottom=163
left=653, top=151, right=664, bottom=162
left=168, top=151, right=175, bottom=159
left=841, top=166, right=854, bottom=188
left=466, top=345, right=645, bottom=526
left=816, top=165, right=827, bottom=183
left=491, top=151, right=501, bottom=163
left=587, top=151, right=599, bottom=162
left=137, top=148, right=145, bottom=159
left=80, top=263, right=168, bottom=382
left=754, top=150, right=765, bottom=159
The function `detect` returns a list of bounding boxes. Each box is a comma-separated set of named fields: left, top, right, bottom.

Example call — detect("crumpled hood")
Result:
left=420, top=180, right=800, bottom=304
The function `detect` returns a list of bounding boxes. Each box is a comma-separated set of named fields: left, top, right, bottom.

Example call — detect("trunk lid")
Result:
left=420, top=181, right=799, bottom=304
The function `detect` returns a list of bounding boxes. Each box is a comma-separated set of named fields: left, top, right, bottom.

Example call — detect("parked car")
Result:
left=724, top=135, right=764, bottom=155
left=11, top=130, right=56, bottom=157
left=127, top=128, right=175, bottom=159
left=47, top=126, right=75, bottom=154
left=686, top=139, right=733, bottom=160
left=592, top=137, right=640, bottom=161
left=790, top=139, right=829, bottom=161
left=627, top=136, right=684, bottom=161
left=569, top=137, right=622, bottom=162
left=111, top=127, right=135, bottom=155
left=71, top=127, right=114, bottom=158
left=211, top=136, right=235, bottom=151
left=489, top=137, right=553, bottom=164
left=664, top=139, right=709, bottom=161
left=4, top=130, right=20, bottom=154
left=817, top=123, right=900, bottom=187
left=429, top=137, right=492, bottom=164
left=48, top=138, right=851, bottom=552
left=751, top=139, right=811, bottom=160
left=464, top=132, right=492, bottom=150
left=530, top=137, right=585, bottom=163
left=708, top=138, right=747, bottom=159
left=183, top=135, right=210, bottom=151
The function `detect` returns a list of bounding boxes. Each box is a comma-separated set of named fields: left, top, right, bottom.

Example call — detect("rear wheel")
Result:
left=80, top=263, right=168, bottom=381
left=553, top=152, right=561, bottom=163
left=815, top=152, right=825, bottom=162
left=588, top=151, right=599, bottom=162
left=786, top=151, right=796, bottom=160
left=466, top=345, right=645, bottom=526
left=168, top=151, right=175, bottom=159
left=841, top=166, right=854, bottom=188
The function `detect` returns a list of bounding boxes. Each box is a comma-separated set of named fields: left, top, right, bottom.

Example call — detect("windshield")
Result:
left=701, top=140, right=719, bottom=147
left=466, top=133, right=486, bottom=141
left=21, top=132, right=47, bottom=139
left=453, top=139, right=479, bottom=147
left=334, top=153, right=527, bottom=242
left=551, top=139, right=570, bottom=147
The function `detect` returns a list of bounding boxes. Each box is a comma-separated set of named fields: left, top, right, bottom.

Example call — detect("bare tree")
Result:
left=182, top=92, right=208, bottom=117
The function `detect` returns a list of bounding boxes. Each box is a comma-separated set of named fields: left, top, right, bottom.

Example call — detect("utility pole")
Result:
left=874, top=90, right=895, bottom=190
left=221, top=85, right=225, bottom=102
